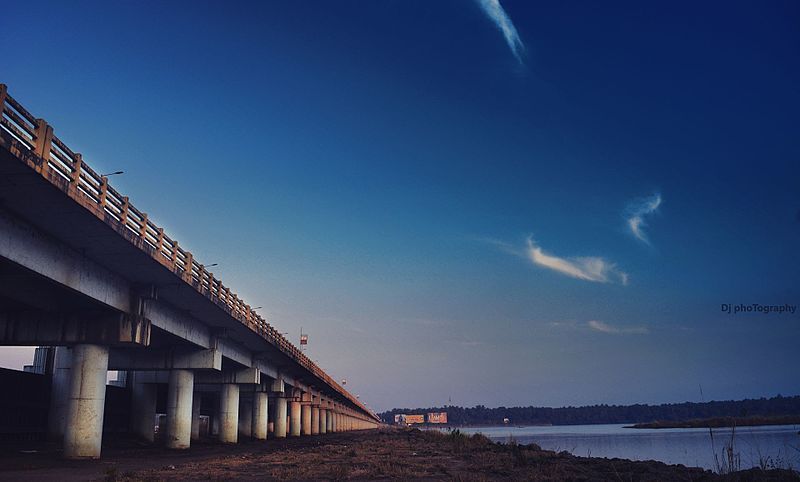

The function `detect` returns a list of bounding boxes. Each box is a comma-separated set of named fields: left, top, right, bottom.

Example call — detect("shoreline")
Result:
left=625, top=416, right=800, bottom=429
left=1, top=428, right=796, bottom=481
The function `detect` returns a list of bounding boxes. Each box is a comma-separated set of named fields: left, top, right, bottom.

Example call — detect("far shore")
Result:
left=406, top=416, right=800, bottom=430
left=625, top=415, right=800, bottom=429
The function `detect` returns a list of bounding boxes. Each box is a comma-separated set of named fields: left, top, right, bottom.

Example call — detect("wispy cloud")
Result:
left=526, top=238, right=628, bottom=285
left=587, top=320, right=649, bottom=335
left=626, top=192, right=662, bottom=244
left=476, top=0, right=526, bottom=65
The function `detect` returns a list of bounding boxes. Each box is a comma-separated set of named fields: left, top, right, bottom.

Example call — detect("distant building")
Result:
left=395, top=413, right=434, bottom=425
left=23, top=346, right=55, bottom=374
left=427, top=412, right=448, bottom=424
left=405, top=414, right=425, bottom=424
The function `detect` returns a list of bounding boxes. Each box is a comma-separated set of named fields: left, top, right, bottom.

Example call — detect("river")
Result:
left=447, top=424, right=800, bottom=471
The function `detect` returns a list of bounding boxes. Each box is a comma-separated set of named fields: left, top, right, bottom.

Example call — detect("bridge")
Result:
left=0, top=84, right=380, bottom=459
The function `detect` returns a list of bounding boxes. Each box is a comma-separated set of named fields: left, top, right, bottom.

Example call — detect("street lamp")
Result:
left=101, top=171, right=124, bottom=177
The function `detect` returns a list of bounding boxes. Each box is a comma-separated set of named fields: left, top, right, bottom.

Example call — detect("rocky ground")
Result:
left=0, top=428, right=797, bottom=481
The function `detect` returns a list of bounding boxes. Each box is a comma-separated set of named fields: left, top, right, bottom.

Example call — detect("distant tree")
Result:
left=379, top=395, right=800, bottom=426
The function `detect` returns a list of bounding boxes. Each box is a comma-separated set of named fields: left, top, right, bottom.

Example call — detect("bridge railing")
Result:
left=0, top=84, right=375, bottom=419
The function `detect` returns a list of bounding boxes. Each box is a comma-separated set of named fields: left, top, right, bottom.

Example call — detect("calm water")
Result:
left=448, top=424, right=800, bottom=471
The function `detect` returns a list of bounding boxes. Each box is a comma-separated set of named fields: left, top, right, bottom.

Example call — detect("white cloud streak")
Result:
left=526, top=238, right=628, bottom=285
left=626, top=192, right=662, bottom=244
left=587, top=320, right=649, bottom=335
left=476, top=0, right=525, bottom=64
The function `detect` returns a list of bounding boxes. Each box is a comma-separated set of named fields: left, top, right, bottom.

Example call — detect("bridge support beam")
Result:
left=301, top=392, right=312, bottom=436
left=166, top=369, right=194, bottom=449
left=109, top=348, right=220, bottom=371
left=0, top=312, right=150, bottom=346
left=320, top=408, right=327, bottom=434
left=252, top=391, right=268, bottom=440
left=219, top=384, right=239, bottom=443
left=301, top=404, right=311, bottom=435
left=311, top=394, right=320, bottom=435
left=63, top=344, right=109, bottom=459
left=289, top=399, right=301, bottom=436
left=273, top=396, right=287, bottom=438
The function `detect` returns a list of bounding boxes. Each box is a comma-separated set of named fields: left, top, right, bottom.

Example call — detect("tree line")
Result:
left=379, top=394, right=800, bottom=426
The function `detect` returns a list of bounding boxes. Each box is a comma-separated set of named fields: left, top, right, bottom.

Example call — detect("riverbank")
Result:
left=627, top=416, right=800, bottom=429
left=1, top=428, right=797, bottom=481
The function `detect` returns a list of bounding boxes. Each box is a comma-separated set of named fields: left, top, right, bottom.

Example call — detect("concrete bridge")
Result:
left=0, top=84, right=380, bottom=459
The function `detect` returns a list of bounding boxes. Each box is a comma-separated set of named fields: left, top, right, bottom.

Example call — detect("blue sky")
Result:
left=2, top=1, right=799, bottom=412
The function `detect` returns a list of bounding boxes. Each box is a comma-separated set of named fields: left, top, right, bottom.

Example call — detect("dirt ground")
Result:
left=0, top=428, right=797, bottom=481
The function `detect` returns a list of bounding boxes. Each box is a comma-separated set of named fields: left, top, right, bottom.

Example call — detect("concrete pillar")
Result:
left=191, top=393, right=201, bottom=441
left=320, top=409, right=327, bottom=434
left=48, top=346, right=71, bottom=440
left=63, top=344, right=109, bottom=459
left=290, top=400, right=301, bottom=436
left=239, top=398, right=253, bottom=439
left=219, top=384, right=239, bottom=443
left=252, top=391, right=268, bottom=440
left=301, top=403, right=312, bottom=435
left=312, top=406, right=320, bottom=435
left=130, top=374, right=157, bottom=442
left=326, top=409, right=333, bottom=433
left=273, top=397, right=287, bottom=438
left=166, top=369, right=194, bottom=449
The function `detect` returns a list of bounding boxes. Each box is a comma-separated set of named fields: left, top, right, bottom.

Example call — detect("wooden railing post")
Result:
left=171, top=241, right=179, bottom=269
left=120, top=196, right=130, bottom=226
left=139, top=213, right=148, bottom=238
left=71, top=153, right=83, bottom=184
left=156, top=228, right=165, bottom=254
left=0, top=84, right=7, bottom=116
left=33, top=118, right=53, bottom=168
left=99, top=176, right=108, bottom=207
left=184, top=252, right=193, bottom=281
left=198, top=265, right=207, bottom=291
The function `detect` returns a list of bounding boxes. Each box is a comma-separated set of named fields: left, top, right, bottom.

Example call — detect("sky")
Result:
left=1, top=0, right=799, bottom=412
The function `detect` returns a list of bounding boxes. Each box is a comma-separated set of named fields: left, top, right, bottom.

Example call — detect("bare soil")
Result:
left=0, top=428, right=797, bottom=481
